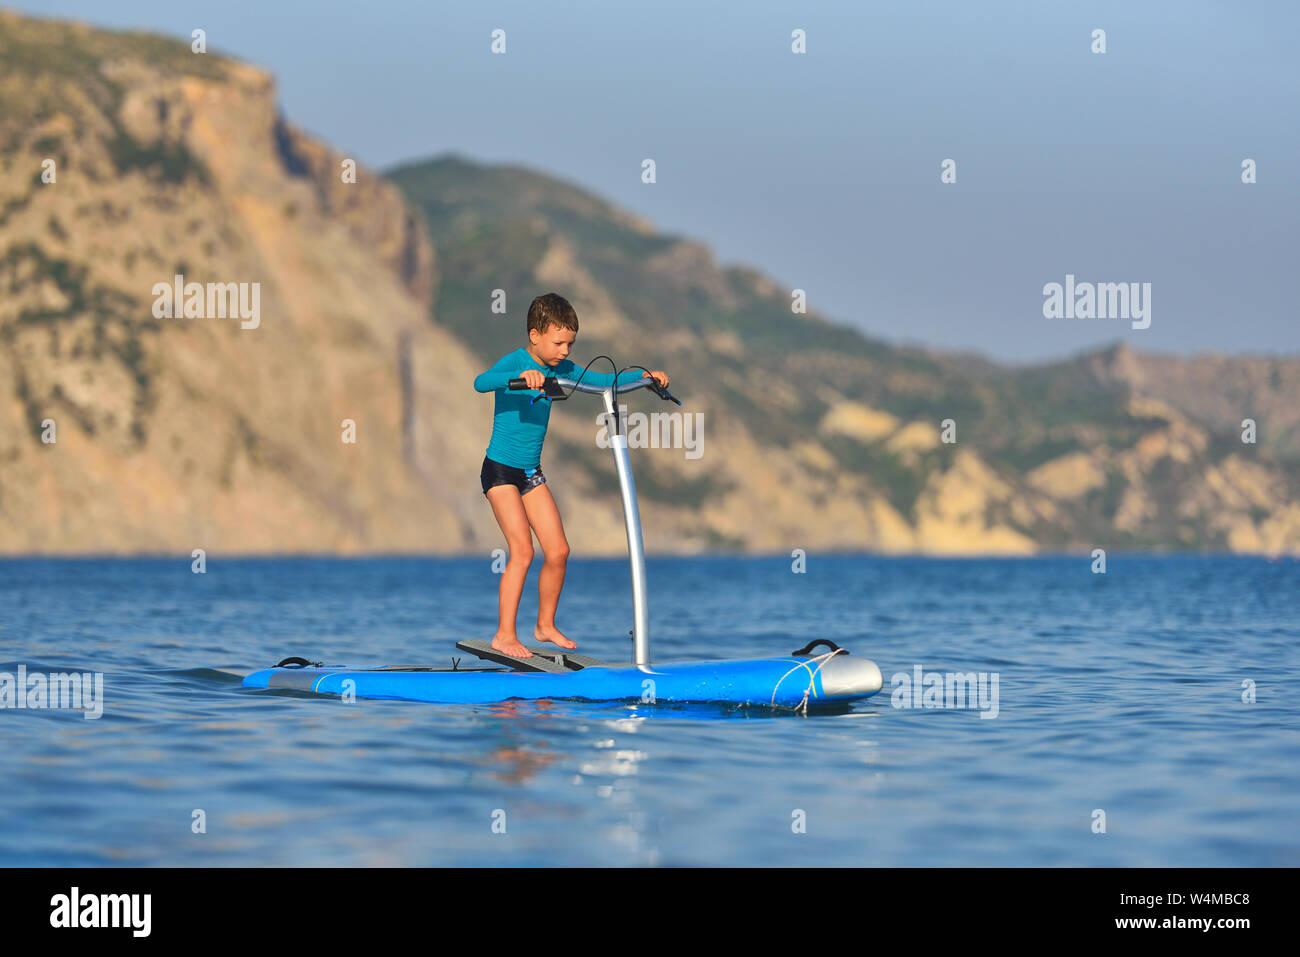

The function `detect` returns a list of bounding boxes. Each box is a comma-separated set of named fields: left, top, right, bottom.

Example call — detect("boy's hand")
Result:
left=520, top=369, right=546, bottom=390
left=643, top=370, right=669, bottom=388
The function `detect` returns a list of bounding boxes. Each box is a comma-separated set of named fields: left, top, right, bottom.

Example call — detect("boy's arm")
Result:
left=474, top=353, right=519, bottom=393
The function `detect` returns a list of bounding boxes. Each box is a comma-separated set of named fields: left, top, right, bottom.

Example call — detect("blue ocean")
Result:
left=1, top=554, right=1296, bottom=867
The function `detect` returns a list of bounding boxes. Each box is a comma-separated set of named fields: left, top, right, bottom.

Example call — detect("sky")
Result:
left=7, top=0, right=1299, bottom=364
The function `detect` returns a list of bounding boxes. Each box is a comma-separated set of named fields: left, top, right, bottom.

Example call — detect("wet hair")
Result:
left=527, top=293, right=578, bottom=337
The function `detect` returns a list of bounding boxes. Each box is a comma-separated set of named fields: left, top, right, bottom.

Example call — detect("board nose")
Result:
left=817, top=655, right=883, bottom=697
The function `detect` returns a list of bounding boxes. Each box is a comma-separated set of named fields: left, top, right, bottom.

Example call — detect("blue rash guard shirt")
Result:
left=474, top=348, right=646, bottom=470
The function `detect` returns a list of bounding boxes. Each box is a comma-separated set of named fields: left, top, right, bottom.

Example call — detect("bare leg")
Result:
left=484, top=485, right=534, bottom=658
left=521, top=484, right=576, bottom=649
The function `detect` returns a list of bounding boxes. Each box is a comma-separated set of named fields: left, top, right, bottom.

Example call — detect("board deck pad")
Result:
left=455, top=639, right=605, bottom=673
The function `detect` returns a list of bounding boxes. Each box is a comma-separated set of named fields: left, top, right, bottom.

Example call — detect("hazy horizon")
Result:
left=6, top=0, right=1298, bottom=363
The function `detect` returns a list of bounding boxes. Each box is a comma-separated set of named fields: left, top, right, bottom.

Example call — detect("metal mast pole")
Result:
left=602, top=387, right=650, bottom=665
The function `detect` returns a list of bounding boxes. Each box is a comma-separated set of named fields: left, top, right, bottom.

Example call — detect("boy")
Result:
left=474, top=293, right=669, bottom=660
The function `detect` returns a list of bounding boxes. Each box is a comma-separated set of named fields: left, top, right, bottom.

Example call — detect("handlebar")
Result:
left=507, top=374, right=680, bottom=405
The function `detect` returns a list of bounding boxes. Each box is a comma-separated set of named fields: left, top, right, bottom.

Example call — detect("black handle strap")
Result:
left=790, top=639, right=845, bottom=657
left=273, top=656, right=320, bottom=668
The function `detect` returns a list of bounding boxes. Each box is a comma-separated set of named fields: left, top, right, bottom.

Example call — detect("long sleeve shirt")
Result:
left=474, top=348, right=646, bottom=470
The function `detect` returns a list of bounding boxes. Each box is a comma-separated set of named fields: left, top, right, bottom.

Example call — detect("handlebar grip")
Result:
left=507, top=378, right=526, bottom=390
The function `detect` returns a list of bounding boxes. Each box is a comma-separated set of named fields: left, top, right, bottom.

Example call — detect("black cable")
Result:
left=623, top=364, right=678, bottom=403
left=561, top=354, right=619, bottom=396
left=534, top=354, right=619, bottom=404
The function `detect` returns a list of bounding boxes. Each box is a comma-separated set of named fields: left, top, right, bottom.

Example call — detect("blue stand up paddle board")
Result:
left=241, top=369, right=883, bottom=709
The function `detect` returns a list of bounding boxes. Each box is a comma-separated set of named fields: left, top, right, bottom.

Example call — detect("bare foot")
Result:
left=491, top=635, right=533, bottom=659
left=534, top=625, right=577, bottom=650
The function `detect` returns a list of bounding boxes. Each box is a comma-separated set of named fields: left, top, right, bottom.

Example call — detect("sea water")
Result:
left=1, top=554, right=1296, bottom=866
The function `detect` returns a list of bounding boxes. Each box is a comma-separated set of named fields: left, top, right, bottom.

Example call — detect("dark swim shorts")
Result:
left=481, top=456, right=548, bottom=497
